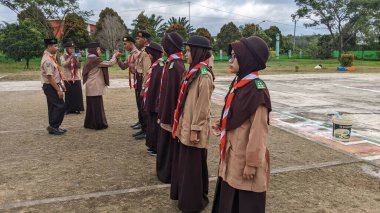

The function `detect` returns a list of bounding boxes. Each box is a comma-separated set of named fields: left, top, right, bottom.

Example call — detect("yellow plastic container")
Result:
left=332, top=114, right=353, bottom=142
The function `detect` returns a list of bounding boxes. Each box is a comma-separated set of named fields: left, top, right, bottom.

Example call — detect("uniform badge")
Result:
left=169, top=62, right=174, bottom=69
left=200, top=66, right=208, bottom=75
left=159, top=61, right=164, bottom=66
left=255, top=79, right=266, bottom=89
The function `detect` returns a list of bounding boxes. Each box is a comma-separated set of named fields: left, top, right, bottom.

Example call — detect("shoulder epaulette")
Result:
left=254, top=78, right=266, bottom=89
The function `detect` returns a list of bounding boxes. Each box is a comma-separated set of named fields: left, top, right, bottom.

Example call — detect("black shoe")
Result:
left=132, top=131, right=144, bottom=137
left=149, top=151, right=157, bottom=156
left=47, top=126, right=63, bottom=135
left=147, top=148, right=154, bottom=153
left=58, top=128, right=67, bottom=133
left=75, top=111, right=81, bottom=114
left=130, top=121, right=140, bottom=128
left=135, top=133, right=146, bottom=140
left=132, top=123, right=142, bottom=129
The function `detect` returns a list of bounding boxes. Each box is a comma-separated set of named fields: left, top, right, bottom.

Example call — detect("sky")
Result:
left=0, top=0, right=330, bottom=36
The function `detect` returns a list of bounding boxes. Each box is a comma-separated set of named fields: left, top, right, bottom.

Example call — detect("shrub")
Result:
left=339, top=54, right=354, bottom=67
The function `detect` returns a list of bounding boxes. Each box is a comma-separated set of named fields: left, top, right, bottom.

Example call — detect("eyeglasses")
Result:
left=228, top=54, right=236, bottom=62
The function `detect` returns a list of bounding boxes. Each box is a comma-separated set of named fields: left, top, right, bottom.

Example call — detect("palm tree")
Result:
left=163, top=17, right=195, bottom=35
left=148, top=14, right=166, bottom=37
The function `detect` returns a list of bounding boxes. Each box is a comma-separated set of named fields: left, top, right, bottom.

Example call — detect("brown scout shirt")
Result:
left=175, top=72, right=215, bottom=149
left=40, top=50, right=62, bottom=85
left=84, top=55, right=116, bottom=96
left=60, top=54, right=82, bottom=81
left=136, top=47, right=152, bottom=89
left=117, top=47, right=140, bottom=73
left=218, top=105, right=270, bottom=192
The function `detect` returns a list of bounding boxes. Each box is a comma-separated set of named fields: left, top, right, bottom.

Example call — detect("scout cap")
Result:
left=164, top=32, right=183, bottom=51
left=63, top=42, right=75, bottom=48
left=123, top=36, right=135, bottom=43
left=86, top=42, right=100, bottom=48
left=44, top=38, right=58, bottom=45
left=183, top=35, right=212, bottom=49
left=137, top=30, right=151, bottom=39
left=145, top=42, right=163, bottom=53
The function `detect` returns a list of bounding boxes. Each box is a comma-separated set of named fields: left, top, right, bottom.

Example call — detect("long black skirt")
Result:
left=156, top=127, right=175, bottom=183
left=171, top=141, right=209, bottom=212
left=146, top=112, right=159, bottom=151
left=212, top=177, right=266, bottom=213
left=64, top=80, right=84, bottom=113
left=84, top=96, right=108, bottom=130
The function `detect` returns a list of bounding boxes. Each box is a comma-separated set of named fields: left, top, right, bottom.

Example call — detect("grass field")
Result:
left=1, top=57, right=379, bottom=81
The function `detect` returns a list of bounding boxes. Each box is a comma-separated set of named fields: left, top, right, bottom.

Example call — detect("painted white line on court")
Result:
left=361, top=155, right=380, bottom=161
left=333, top=84, right=380, bottom=94
left=0, top=160, right=361, bottom=210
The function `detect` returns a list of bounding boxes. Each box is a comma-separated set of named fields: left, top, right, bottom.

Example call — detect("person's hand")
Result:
left=140, top=90, right=144, bottom=97
left=243, top=165, right=256, bottom=180
left=77, top=55, right=82, bottom=62
left=57, top=90, right=64, bottom=99
left=212, top=119, right=221, bottom=136
left=190, top=131, right=200, bottom=144
left=69, top=55, right=75, bottom=60
left=114, top=50, right=120, bottom=59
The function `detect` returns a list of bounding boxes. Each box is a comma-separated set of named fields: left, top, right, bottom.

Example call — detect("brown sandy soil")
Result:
left=0, top=88, right=379, bottom=212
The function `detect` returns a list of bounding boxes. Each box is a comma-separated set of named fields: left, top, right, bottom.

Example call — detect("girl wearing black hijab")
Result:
left=156, top=32, right=186, bottom=183
left=211, top=36, right=272, bottom=213
left=171, top=35, right=215, bottom=212
left=143, top=42, right=164, bottom=156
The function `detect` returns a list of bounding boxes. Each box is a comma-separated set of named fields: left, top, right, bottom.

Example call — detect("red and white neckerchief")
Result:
left=158, top=52, right=184, bottom=102
left=219, top=71, right=259, bottom=160
left=143, top=58, right=164, bottom=105
left=171, top=59, right=209, bottom=138
left=66, top=53, right=75, bottom=82
left=48, top=54, right=69, bottom=90
left=128, top=53, right=133, bottom=89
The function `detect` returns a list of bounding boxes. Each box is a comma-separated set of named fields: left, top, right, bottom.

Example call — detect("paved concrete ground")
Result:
left=0, top=73, right=379, bottom=212
left=214, top=73, right=380, bottom=161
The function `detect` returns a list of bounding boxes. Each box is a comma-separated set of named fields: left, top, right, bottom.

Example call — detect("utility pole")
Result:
left=188, top=1, right=191, bottom=38
left=293, top=19, right=297, bottom=51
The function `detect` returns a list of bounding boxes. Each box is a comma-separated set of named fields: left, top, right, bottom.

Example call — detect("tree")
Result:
left=17, top=4, right=52, bottom=37
left=62, top=13, right=90, bottom=48
left=293, top=0, right=377, bottom=57
left=161, top=17, right=194, bottom=37
left=0, top=19, right=44, bottom=69
left=314, top=34, right=334, bottom=59
left=95, top=7, right=127, bottom=40
left=131, top=11, right=156, bottom=40
left=195, top=28, right=213, bottom=44
left=148, top=14, right=166, bottom=38
left=240, top=23, right=257, bottom=37
left=96, top=15, right=126, bottom=51
left=0, top=0, right=93, bottom=38
left=216, top=22, right=241, bottom=52
left=166, top=23, right=188, bottom=40
left=264, top=26, right=282, bottom=50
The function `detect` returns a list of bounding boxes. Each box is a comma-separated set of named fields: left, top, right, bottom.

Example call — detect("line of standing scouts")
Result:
left=40, top=32, right=272, bottom=212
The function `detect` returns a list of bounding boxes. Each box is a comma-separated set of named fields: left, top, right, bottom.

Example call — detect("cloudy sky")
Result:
left=0, top=0, right=329, bottom=36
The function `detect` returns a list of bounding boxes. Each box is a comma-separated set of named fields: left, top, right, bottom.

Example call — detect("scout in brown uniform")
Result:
left=115, top=36, right=141, bottom=129
left=60, top=42, right=84, bottom=114
left=82, top=42, right=117, bottom=130
left=134, top=30, right=152, bottom=140
left=156, top=32, right=186, bottom=184
left=211, top=36, right=272, bottom=213
left=41, top=38, right=67, bottom=135
left=171, top=35, right=215, bottom=212
left=143, top=42, right=164, bottom=155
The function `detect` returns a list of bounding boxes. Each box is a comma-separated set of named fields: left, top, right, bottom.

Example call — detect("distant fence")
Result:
left=332, top=50, right=380, bottom=60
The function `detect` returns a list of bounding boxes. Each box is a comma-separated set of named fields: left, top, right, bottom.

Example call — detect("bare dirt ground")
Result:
left=0, top=88, right=379, bottom=212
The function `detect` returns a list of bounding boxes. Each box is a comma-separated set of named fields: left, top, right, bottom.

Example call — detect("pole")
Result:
left=188, top=1, right=191, bottom=38
left=293, top=19, right=297, bottom=51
